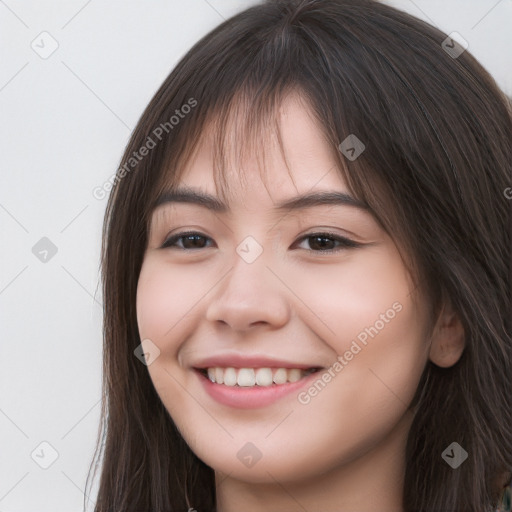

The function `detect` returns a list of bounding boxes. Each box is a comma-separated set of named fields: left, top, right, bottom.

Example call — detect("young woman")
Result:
left=86, top=0, right=512, bottom=510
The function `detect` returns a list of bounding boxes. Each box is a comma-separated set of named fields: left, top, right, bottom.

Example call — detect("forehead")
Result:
left=176, top=92, right=350, bottom=205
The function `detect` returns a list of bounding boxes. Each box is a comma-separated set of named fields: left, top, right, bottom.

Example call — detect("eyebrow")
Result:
left=152, top=186, right=369, bottom=213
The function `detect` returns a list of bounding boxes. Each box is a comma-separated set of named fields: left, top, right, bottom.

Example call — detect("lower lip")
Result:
left=195, top=369, right=321, bottom=409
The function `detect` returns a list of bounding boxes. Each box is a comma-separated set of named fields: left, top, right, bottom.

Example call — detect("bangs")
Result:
left=151, top=83, right=346, bottom=212
left=143, top=0, right=365, bottom=218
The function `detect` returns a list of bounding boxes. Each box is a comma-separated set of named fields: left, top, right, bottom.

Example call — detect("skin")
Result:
left=136, top=92, right=465, bottom=512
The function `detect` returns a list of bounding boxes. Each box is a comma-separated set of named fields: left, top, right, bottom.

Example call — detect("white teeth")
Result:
left=214, top=367, right=224, bottom=384
left=223, top=367, right=237, bottom=386
left=237, top=368, right=256, bottom=387
left=203, top=366, right=316, bottom=386
left=255, top=368, right=273, bottom=386
left=288, top=368, right=302, bottom=382
left=273, top=368, right=288, bottom=384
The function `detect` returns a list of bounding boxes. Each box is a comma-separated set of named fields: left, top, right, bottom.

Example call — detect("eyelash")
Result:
left=159, top=230, right=363, bottom=254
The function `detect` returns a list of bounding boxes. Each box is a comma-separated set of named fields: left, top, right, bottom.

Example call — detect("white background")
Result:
left=1, top=1, right=510, bottom=510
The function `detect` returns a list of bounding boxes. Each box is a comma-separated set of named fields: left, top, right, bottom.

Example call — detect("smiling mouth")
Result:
left=195, top=367, right=322, bottom=387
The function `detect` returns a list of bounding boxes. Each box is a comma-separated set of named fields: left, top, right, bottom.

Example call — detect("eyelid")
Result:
left=293, top=231, right=363, bottom=252
left=159, top=229, right=364, bottom=253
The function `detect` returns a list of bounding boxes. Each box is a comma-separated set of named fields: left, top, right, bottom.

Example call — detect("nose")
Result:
left=205, top=254, right=291, bottom=332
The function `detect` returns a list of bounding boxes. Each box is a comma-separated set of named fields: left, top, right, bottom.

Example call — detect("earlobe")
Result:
left=428, top=301, right=466, bottom=368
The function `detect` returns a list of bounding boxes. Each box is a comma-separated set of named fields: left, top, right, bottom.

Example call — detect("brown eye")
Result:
left=161, top=231, right=213, bottom=250
left=160, top=230, right=362, bottom=254
left=294, top=232, right=362, bottom=253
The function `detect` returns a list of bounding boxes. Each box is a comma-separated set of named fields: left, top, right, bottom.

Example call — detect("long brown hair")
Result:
left=85, top=0, right=512, bottom=510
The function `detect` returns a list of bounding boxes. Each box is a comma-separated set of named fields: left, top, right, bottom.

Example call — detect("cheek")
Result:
left=292, top=250, right=428, bottom=422
left=136, top=255, right=208, bottom=344
left=136, top=256, right=209, bottom=414
left=282, top=246, right=417, bottom=348
left=284, top=247, right=429, bottom=407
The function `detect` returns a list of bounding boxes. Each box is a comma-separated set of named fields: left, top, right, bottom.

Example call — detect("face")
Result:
left=136, top=93, right=432, bottom=484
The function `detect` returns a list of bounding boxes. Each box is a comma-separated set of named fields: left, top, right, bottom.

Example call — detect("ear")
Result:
left=428, top=298, right=465, bottom=368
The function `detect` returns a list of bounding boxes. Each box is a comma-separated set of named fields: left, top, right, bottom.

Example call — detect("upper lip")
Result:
left=192, top=353, right=324, bottom=370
